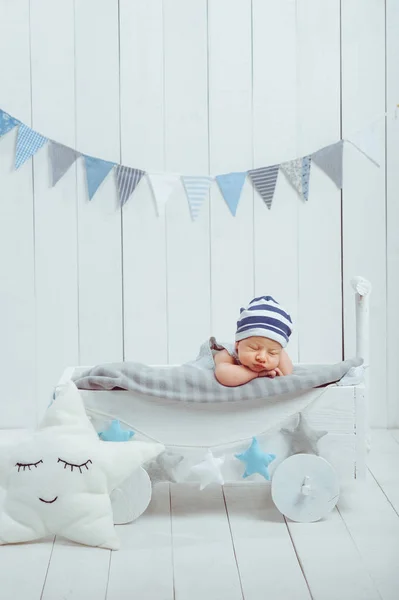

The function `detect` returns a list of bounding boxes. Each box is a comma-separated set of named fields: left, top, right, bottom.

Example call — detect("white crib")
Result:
left=58, top=277, right=370, bottom=524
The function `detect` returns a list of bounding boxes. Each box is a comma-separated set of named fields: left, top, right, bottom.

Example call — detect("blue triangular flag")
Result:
left=216, top=172, right=247, bottom=216
left=84, top=155, right=116, bottom=200
left=0, top=110, right=19, bottom=138
left=15, top=124, right=48, bottom=169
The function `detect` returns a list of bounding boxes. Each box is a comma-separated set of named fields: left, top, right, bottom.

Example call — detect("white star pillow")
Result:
left=0, top=381, right=164, bottom=550
left=190, top=451, right=225, bottom=490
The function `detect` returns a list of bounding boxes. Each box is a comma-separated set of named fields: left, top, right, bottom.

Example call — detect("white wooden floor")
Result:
left=1, top=429, right=399, bottom=600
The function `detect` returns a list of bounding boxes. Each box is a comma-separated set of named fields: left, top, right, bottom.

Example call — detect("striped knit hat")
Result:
left=235, top=296, right=293, bottom=348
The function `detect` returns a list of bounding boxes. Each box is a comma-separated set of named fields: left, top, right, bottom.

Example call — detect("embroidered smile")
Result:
left=39, top=496, right=58, bottom=504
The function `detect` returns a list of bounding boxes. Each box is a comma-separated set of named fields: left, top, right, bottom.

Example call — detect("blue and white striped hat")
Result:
left=235, top=296, right=293, bottom=348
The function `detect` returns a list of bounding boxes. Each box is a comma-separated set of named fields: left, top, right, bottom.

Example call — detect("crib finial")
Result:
left=351, top=276, right=372, bottom=297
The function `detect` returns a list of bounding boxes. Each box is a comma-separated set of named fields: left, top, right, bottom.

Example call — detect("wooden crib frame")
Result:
left=59, top=277, right=370, bottom=488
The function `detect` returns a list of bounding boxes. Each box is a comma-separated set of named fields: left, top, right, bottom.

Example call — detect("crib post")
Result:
left=351, top=276, right=372, bottom=478
left=351, top=276, right=371, bottom=370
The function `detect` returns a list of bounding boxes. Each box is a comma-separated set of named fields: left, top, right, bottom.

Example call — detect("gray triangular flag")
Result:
left=48, top=141, right=79, bottom=186
left=115, top=165, right=145, bottom=206
left=312, top=141, right=343, bottom=189
left=248, top=165, right=279, bottom=209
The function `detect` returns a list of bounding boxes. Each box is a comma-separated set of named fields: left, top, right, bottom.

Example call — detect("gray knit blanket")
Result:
left=73, top=338, right=363, bottom=403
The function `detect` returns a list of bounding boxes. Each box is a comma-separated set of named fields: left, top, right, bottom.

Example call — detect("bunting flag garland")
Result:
left=312, top=141, right=343, bottom=189
left=216, top=172, right=247, bottom=216
left=15, top=124, right=48, bottom=169
left=115, top=165, right=145, bottom=206
left=49, top=141, right=80, bottom=186
left=0, top=107, right=384, bottom=215
left=248, top=165, right=280, bottom=209
left=84, top=155, right=116, bottom=200
left=147, top=172, right=180, bottom=216
left=280, top=156, right=312, bottom=202
left=181, top=175, right=213, bottom=221
left=0, top=109, right=19, bottom=137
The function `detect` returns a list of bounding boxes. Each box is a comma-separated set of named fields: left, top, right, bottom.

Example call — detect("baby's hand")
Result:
left=258, top=369, right=277, bottom=378
left=258, top=368, right=283, bottom=378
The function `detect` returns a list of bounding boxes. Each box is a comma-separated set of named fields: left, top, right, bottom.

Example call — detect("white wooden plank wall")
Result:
left=0, top=0, right=393, bottom=428
left=341, top=0, right=387, bottom=428
left=386, top=0, right=399, bottom=428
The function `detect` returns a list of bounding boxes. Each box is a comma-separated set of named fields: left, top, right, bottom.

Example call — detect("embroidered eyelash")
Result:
left=15, top=460, right=43, bottom=472
left=57, top=458, right=92, bottom=473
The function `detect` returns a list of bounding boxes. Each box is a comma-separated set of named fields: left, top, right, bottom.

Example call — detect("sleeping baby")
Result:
left=214, top=295, right=294, bottom=387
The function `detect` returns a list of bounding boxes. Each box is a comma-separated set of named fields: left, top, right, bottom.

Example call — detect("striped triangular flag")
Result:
left=248, top=165, right=279, bottom=209
left=216, top=172, right=247, bottom=216
left=312, top=141, right=343, bottom=189
left=147, top=173, right=180, bottom=216
left=181, top=175, right=213, bottom=221
left=115, top=166, right=145, bottom=206
left=0, top=109, right=19, bottom=138
left=84, top=155, right=116, bottom=200
left=280, top=156, right=312, bottom=201
left=15, top=124, right=48, bottom=169
left=48, top=141, right=79, bottom=186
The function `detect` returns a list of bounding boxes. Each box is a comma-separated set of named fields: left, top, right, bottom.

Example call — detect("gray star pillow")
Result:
left=281, top=413, right=328, bottom=455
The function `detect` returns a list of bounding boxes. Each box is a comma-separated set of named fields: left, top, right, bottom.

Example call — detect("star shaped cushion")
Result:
left=0, top=381, right=164, bottom=550
left=281, top=413, right=328, bottom=455
left=235, top=437, right=276, bottom=480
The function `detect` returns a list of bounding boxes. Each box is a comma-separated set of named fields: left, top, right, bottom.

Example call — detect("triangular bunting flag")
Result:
left=115, top=165, right=145, bottom=206
left=181, top=175, right=213, bottom=221
left=248, top=165, right=279, bottom=209
left=0, top=109, right=19, bottom=138
left=312, top=141, right=343, bottom=189
left=302, top=156, right=311, bottom=201
left=48, top=141, right=79, bottom=186
left=280, top=156, right=312, bottom=201
left=216, top=172, right=247, bottom=216
left=15, top=124, right=48, bottom=169
left=147, top=173, right=180, bottom=216
left=84, top=155, right=116, bottom=200
left=347, top=119, right=383, bottom=167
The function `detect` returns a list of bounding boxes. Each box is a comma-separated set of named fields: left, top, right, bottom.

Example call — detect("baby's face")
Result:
left=236, top=336, right=282, bottom=372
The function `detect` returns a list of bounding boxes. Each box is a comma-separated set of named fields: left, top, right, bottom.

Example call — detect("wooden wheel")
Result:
left=271, top=454, right=340, bottom=523
left=111, top=467, right=152, bottom=525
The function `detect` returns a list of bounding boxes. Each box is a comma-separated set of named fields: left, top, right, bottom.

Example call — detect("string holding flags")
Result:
left=0, top=107, right=383, bottom=218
